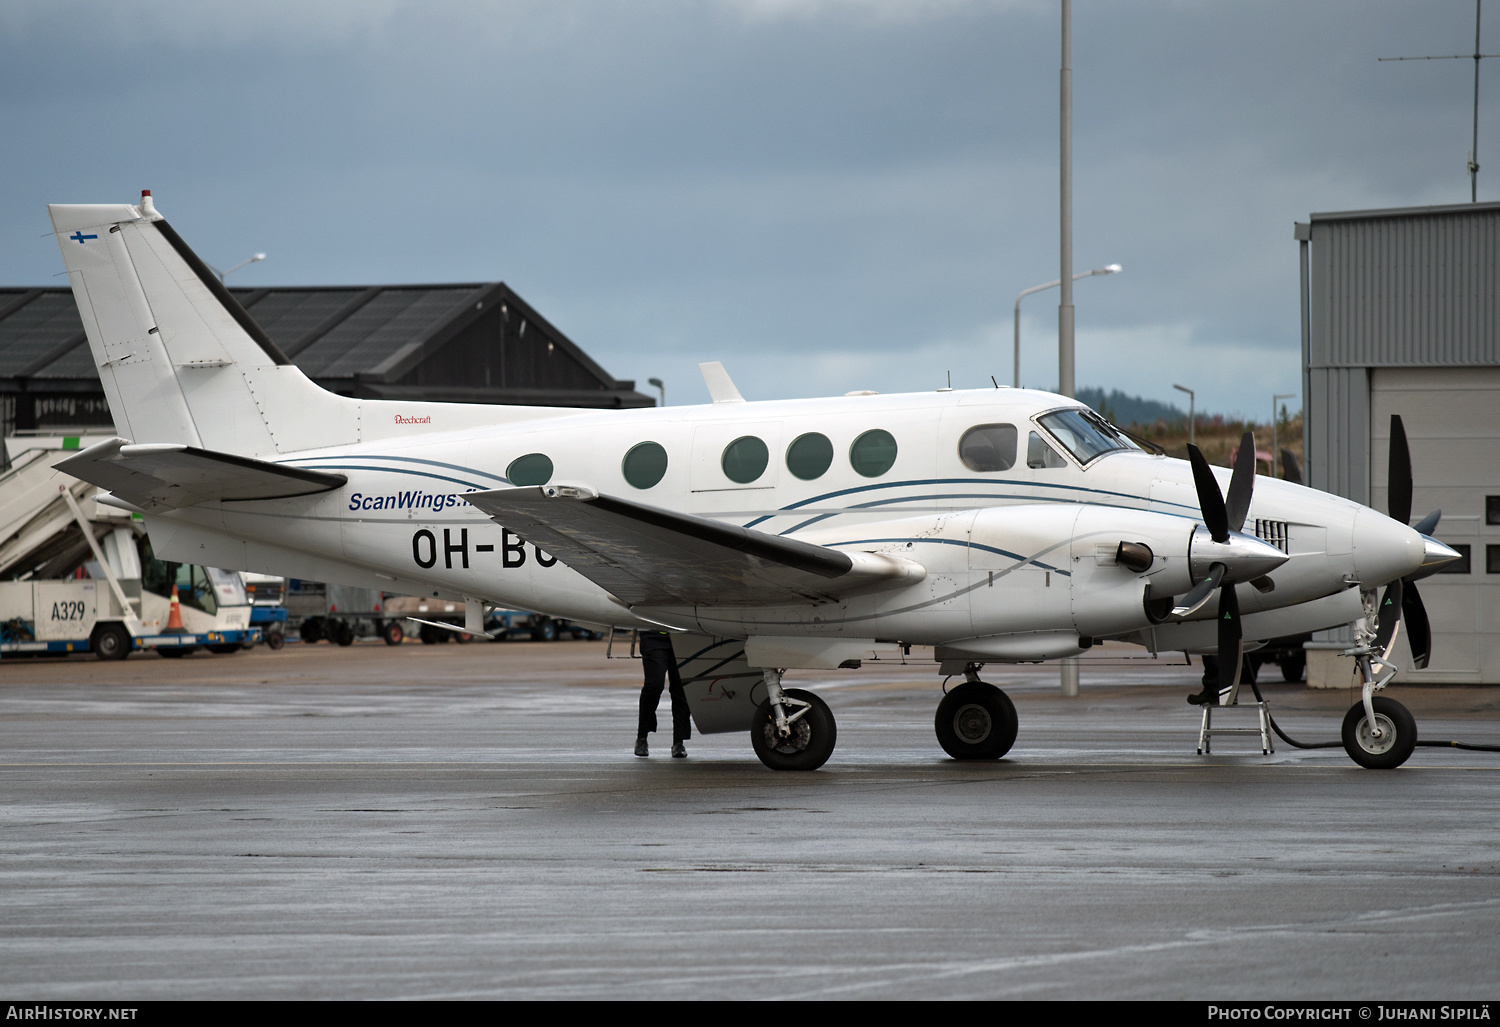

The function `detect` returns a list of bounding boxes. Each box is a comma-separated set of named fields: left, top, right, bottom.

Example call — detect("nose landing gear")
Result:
left=1338, top=601, right=1416, bottom=769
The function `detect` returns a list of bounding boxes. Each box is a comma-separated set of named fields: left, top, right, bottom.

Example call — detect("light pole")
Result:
left=1012, top=265, right=1121, bottom=388
left=1173, top=383, right=1195, bottom=448
left=648, top=377, right=665, bottom=408
left=1272, top=393, right=1295, bottom=479
left=1059, top=0, right=1077, bottom=701
left=215, top=253, right=266, bottom=284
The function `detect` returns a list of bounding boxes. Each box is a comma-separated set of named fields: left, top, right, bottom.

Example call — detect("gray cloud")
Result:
left=2, top=0, right=1492, bottom=416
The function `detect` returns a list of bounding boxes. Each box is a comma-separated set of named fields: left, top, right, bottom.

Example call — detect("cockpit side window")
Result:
left=1036, top=408, right=1132, bottom=465
left=1027, top=431, right=1067, bottom=469
left=958, top=424, right=1017, bottom=472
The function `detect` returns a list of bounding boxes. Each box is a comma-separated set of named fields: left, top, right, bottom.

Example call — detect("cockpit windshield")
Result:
left=1036, top=408, right=1137, bottom=465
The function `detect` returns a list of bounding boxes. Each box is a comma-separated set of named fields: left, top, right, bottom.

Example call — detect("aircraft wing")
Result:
left=55, top=437, right=348, bottom=511
left=465, top=485, right=924, bottom=607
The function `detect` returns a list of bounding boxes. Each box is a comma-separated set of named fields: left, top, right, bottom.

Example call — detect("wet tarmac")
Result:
left=3, top=639, right=1499, bottom=999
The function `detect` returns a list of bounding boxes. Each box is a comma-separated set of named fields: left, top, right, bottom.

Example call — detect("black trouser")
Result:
left=637, top=632, right=692, bottom=742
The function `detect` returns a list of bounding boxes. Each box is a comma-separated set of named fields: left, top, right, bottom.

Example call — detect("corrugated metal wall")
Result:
left=1305, top=202, right=1500, bottom=502
left=1310, top=204, right=1500, bottom=369
left=1306, top=366, right=1369, bottom=504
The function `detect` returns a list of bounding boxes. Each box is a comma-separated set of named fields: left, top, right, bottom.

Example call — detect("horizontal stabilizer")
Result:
left=55, top=438, right=347, bottom=511
left=465, top=485, right=924, bottom=607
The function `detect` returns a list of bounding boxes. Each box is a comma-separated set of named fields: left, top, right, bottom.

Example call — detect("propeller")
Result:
left=1280, top=449, right=1302, bottom=485
left=1381, top=415, right=1445, bottom=669
left=1181, top=433, right=1282, bottom=705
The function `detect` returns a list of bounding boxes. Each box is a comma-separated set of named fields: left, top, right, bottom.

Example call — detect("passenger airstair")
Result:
left=0, top=434, right=117, bottom=580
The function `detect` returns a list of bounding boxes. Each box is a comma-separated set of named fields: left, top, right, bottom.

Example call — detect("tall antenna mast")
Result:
left=1380, top=0, right=1498, bottom=202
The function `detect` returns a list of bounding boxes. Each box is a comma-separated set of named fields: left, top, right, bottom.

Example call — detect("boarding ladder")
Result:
left=1195, top=662, right=1274, bottom=756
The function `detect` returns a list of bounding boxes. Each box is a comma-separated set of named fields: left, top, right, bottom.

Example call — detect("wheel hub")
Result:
left=763, top=718, right=811, bottom=754
left=954, top=703, right=993, bottom=744
left=1355, top=713, right=1397, bottom=755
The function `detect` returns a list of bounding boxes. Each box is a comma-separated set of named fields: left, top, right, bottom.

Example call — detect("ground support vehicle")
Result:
left=242, top=573, right=288, bottom=649
left=0, top=577, right=259, bottom=658
left=249, top=606, right=289, bottom=650
left=288, top=581, right=404, bottom=646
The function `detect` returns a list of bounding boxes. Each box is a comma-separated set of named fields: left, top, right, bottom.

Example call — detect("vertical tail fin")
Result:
left=49, top=195, right=358, bottom=456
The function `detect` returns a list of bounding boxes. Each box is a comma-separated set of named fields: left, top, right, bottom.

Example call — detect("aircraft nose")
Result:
left=1351, top=507, right=1425, bottom=587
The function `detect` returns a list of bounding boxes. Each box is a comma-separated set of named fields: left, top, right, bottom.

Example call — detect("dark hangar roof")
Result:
left=0, top=281, right=652, bottom=410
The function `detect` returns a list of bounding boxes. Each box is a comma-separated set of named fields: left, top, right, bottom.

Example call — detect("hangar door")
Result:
left=1370, top=367, right=1500, bottom=684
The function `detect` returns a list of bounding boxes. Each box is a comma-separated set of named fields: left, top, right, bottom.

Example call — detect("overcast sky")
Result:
left=2, top=0, right=1493, bottom=417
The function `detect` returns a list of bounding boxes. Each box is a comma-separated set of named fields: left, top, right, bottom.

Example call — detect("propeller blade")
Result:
left=1402, top=581, right=1432, bottom=670
left=1224, top=432, right=1256, bottom=533
left=1187, top=444, right=1230, bottom=543
left=1373, top=578, right=1403, bottom=657
left=1388, top=414, right=1412, bottom=526
left=1413, top=509, right=1441, bottom=536
left=1171, top=562, right=1226, bottom=618
left=1216, top=582, right=1243, bottom=697
left=1280, top=448, right=1302, bottom=484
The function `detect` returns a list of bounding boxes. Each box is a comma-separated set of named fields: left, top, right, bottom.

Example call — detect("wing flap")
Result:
left=55, top=438, right=347, bottom=510
left=465, top=485, right=923, bottom=606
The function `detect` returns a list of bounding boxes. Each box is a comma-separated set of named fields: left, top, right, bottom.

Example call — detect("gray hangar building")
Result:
left=1299, top=200, right=1500, bottom=684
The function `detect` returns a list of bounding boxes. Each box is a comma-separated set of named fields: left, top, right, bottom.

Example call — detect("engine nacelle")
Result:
left=969, top=504, right=1195, bottom=640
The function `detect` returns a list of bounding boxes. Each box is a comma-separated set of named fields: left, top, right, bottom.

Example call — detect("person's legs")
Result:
left=667, top=661, right=691, bottom=744
left=638, top=645, right=669, bottom=739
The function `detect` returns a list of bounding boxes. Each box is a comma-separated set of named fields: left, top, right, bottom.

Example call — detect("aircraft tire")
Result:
left=935, top=682, right=1018, bottom=760
left=1341, top=696, right=1417, bottom=769
left=750, top=688, right=836, bottom=771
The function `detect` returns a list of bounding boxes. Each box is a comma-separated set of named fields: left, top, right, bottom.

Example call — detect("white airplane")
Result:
left=46, top=194, right=1460, bottom=770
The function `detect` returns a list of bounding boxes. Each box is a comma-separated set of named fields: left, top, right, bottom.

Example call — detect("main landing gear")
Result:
left=751, top=670, right=837, bottom=771
left=935, top=664, right=1018, bottom=761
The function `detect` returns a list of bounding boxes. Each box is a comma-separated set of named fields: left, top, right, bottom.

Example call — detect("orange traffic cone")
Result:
left=165, top=584, right=188, bottom=635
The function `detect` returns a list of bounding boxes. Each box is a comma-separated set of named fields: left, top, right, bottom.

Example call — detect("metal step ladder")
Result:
left=1195, top=665, right=1274, bottom=755
left=1197, top=700, right=1274, bottom=755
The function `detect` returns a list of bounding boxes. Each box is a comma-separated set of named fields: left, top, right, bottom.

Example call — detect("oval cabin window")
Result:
left=506, top=453, right=554, bottom=486
left=721, top=436, right=770, bottom=484
left=849, top=429, right=898, bottom=478
left=786, top=432, right=834, bottom=481
left=622, top=442, right=669, bottom=489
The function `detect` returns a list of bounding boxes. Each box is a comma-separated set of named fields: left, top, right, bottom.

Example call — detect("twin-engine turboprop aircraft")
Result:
left=46, top=195, right=1460, bottom=770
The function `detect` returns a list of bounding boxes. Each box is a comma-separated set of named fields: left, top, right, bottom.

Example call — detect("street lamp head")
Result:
left=251, top=253, right=266, bottom=263
left=1103, top=263, right=1122, bottom=274
left=648, top=378, right=663, bottom=388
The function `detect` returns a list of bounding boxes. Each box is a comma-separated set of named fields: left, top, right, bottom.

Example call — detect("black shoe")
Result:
left=671, top=742, right=687, bottom=759
left=634, top=737, right=648, bottom=757
left=1186, top=690, right=1215, bottom=706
